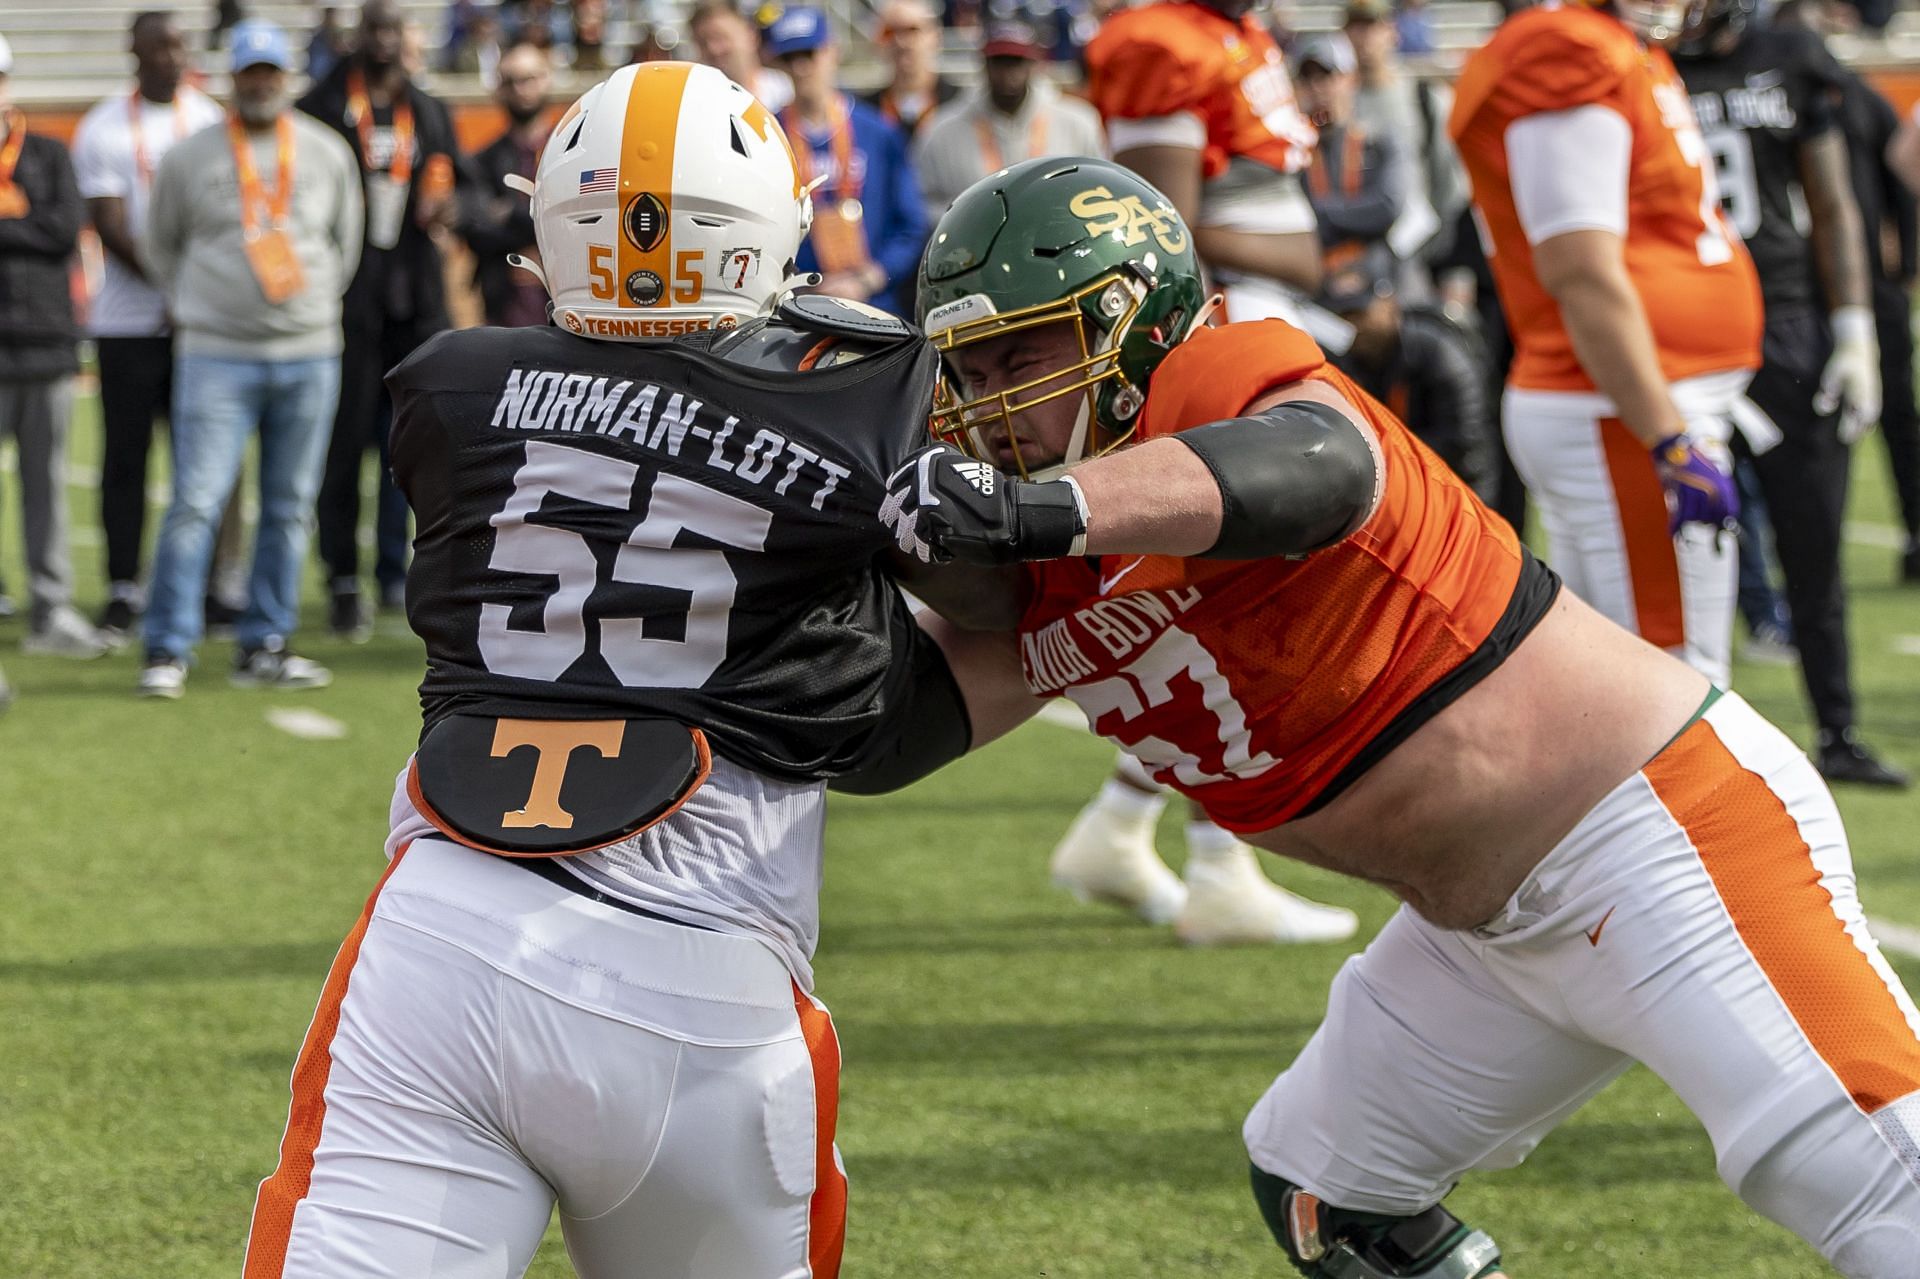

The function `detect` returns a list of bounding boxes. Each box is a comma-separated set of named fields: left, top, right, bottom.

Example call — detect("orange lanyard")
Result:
left=346, top=66, right=414, bottom=184
left=1306, top=127, right=1366, bottom=200
left=783, top=95, right=860, bottom=206
left=0, top=112, right=26, bottom=186
left=129, top=92, right=191, bottom=189
left=973, top=110, right=1047, bottom=175
left=228, top=114, right=295, bottom=237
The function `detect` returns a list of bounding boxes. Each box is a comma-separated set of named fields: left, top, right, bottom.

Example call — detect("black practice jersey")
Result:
left=1676, top=28, right=1848, bottom=313
left=386, top=317, right=942, bottom=782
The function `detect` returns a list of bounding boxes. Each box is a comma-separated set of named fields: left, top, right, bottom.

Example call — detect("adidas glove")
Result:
left=879, top=444, right=1088, bottom=566
left=1650, top=433, right=1738, bottom=536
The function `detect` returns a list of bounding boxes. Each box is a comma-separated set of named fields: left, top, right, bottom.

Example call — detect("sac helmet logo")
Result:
left=1068, top=186, right=1188, bottom=255
left=625, top=270, right=664, bottom=306
left=624, top=192, right=668, bottom=253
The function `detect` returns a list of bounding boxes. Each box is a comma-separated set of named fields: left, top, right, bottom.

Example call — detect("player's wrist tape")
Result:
left=1004, top=475, right=1088, bottom=562
left=1176, top=400, right=1383, bottom=559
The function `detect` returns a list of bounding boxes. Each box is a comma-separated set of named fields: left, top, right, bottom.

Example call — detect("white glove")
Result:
left=1815, top=305, right=1881, bottom=444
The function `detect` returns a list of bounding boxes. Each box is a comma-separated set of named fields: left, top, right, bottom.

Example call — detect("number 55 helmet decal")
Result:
left=511, top=62, right=814, bottom=341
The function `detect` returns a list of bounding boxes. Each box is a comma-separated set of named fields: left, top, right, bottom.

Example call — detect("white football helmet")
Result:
left=513, top=61, right=813, bottom=341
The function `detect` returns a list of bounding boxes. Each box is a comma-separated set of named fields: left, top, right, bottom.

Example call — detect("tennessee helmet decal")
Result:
left=524, top=61, right=812, bottom=341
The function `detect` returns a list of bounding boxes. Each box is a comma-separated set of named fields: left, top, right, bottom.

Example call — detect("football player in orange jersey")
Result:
left=1450, top=0, right=1762, bottom=687
left=882, top=156, right=1920, bottom=1277
left=1064, top=0, right=1361, bottom=946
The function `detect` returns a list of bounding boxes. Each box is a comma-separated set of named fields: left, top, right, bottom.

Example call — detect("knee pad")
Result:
left=1250, top=1165, right=1504, bottom=1279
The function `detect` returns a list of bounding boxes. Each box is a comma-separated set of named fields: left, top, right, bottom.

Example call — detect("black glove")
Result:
left=879, top=444, right=1088, bottom=566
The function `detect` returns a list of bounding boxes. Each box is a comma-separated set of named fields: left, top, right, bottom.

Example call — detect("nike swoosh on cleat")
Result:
left=1585, top=906, right=1617, bottom=947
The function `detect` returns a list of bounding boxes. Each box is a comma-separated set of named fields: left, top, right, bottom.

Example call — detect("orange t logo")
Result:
left=491, top=719, right=626, bottom=831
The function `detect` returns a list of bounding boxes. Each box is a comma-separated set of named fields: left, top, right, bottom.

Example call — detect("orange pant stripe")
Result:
left=1648, top=727, right=1920, bottom=1113
left=241, top=844, right=412, bottom=1277
left=792, top=983, right=846, bottom=1279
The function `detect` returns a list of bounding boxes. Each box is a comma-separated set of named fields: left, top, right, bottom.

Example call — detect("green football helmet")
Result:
left=917, top=156, right=1211, bottom=477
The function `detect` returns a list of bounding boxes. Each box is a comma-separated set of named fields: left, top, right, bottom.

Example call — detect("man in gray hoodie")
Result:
left=139, top=19, right=362, bottom=698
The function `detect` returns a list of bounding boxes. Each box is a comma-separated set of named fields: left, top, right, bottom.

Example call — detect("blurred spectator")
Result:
left=1295, top=34, right=1404, bottom=254
left=912, top=18, right=1104, bottom=220
left=299, top=0, right=461, bottom=636
left=1345, top=0, right=1464, bottom=272
left=865, top=0, right=960, bottom=136
left=211, top=0, right=247, bottom=51
left=503, top=0, right=571, bottom=49
left=572, top=0, right=612, bottom=70
left=309, top=7, right=355, bottom=81
left=1393, top=0, right=1436, bottom=55
left=689, top=1, right=791, bottom=111
left=0, top=36, right=98, bottom=659
left=768, top=7, right=927, bottom=315
left=449, top=7, right=506, bottom=82
left=72, top=12, right=227, bottom=645
left=460, top=42, right=551, bottom=326
left=1323, top=244, right=1495, bottom=499
left=139, top=22, right=363, bottom=697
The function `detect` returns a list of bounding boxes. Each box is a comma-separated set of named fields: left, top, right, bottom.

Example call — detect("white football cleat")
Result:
left=1175, top=843, right=1359, bottom=946
left=1049, top=803, right=1188, bottom=925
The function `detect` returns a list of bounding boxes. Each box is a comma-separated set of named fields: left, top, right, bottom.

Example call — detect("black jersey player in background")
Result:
left=1675, top=0, right=1909, bottom=788
left=1775, top=0, right=1920, bottom=584
left=241, top=64, right=1012, bottom=1279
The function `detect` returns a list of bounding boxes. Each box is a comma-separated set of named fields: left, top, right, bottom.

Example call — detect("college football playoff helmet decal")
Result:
left=516, top=61, right=813, bottom=340
left=916, top=156, right=1210, bottom=478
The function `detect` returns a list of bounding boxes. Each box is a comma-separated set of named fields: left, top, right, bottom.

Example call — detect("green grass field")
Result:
left=3, top=394, right=1918, bottom=1277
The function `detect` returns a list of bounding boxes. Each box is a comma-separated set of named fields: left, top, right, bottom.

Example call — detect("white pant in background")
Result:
left=1503, top=372, right=1745, bottom=683
left=1245, top=694, right=1920, bottom=1278
left=243, top=838, right=845, bottom=1279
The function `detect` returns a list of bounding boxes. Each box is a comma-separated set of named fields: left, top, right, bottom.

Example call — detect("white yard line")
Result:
left=1869, top=916, right=1920, bottom=964
left=265, top=707, right=349, bottom=740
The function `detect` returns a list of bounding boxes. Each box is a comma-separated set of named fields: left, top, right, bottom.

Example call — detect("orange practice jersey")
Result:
left=1085, top=0, right=1315, bottom=179
left=1019, top=321, right=1526, bottom=833
left=1449, top=3, right=1761, bottom=392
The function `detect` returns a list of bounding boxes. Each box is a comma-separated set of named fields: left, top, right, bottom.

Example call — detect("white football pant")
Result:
left=243, top=838, right=846, bottom=1279
left=1245, top=693, right=1920, bottom=1278
left=1503, top=371, right=1747, bottom=683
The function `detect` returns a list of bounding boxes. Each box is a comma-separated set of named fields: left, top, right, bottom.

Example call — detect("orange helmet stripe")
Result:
left=615, top=62, right=692, bottom=309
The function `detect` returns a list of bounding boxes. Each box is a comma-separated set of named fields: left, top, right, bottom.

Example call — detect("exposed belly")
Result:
left=1245, top=592, right=1711, bottom=929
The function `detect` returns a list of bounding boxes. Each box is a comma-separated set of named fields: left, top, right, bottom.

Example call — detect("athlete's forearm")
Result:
left=917, top=610, right=1044, bottom=748
left=1194, top=226, right=1324, bottom=294
left=1801, top=132, right=1871, bottom=312
left=1116, top=145, right=1204, bottom=228
left=1533, top=230, right=1685, bottom=447
left=1071, top=436, right=1224, bottom=556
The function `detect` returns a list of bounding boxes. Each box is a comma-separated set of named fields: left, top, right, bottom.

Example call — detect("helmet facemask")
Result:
left=927, top=270, right=1165, bottom=480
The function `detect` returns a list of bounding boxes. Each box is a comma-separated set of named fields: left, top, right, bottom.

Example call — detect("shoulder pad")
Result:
left=1473, top=6, right=1637, bottom=122
left=1087, top=8, right=1224, bottom=120
left=775, top=293, right=918, bottom=343
left=1139, top=321, right=1326, bottom=440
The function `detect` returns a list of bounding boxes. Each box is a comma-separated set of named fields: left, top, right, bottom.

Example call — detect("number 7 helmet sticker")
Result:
left=720, top=247, right=761, bottom=290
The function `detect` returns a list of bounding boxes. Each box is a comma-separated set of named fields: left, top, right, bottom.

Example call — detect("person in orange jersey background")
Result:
left=1451, top=0, right=1761, bottom=685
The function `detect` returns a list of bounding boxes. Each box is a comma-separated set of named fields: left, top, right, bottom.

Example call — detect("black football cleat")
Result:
left=1816, top=730, right=1912, bottom=790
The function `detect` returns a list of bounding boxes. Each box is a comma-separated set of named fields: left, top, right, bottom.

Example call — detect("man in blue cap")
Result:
left=137, top=19, right=363, bottom=698
left=765, top=5, right=926, bottom=316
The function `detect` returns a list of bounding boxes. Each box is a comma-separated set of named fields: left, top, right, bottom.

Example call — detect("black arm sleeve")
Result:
left=1175, top=399, right=1384, bottom=559
left=1406, top=311, right=1497, bottom=500
left=828, top=616, right=974, bottom=795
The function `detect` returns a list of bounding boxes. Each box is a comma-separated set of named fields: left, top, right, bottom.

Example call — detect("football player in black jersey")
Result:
left=1675, top=0, right=1909, bottom=788
left=240, top=63, right=1017, bottom=1279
